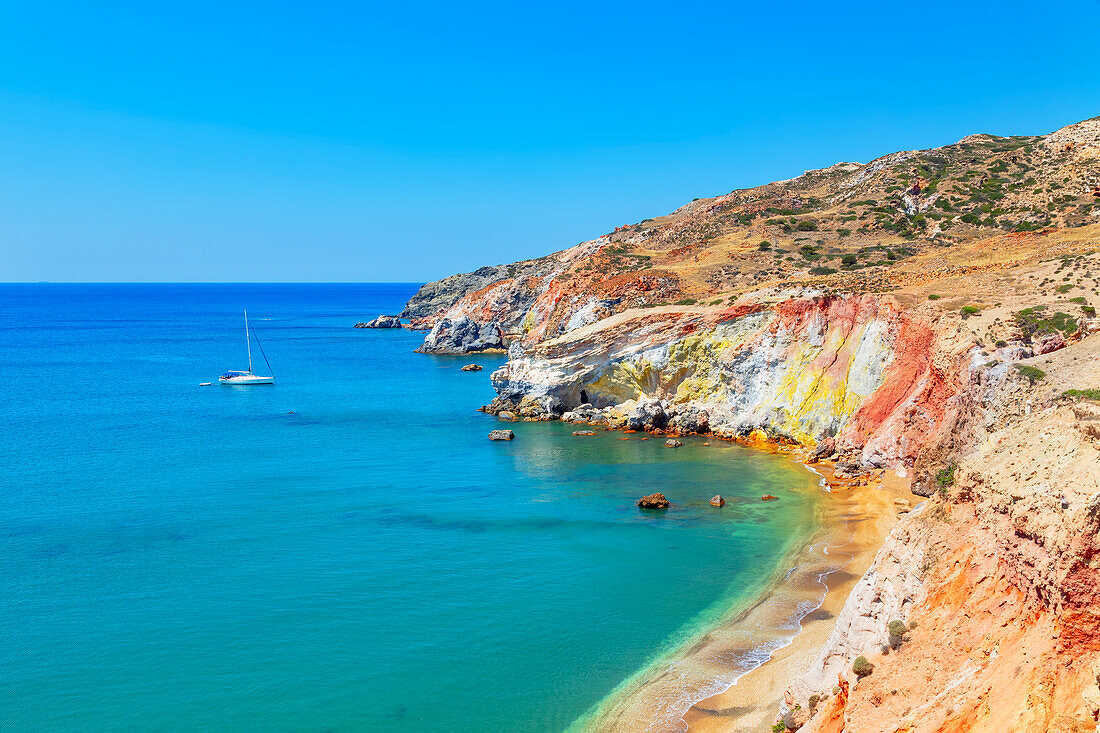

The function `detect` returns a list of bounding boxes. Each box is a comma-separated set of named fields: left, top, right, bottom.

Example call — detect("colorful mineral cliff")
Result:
left=407, top=116, right=1100, bottom=731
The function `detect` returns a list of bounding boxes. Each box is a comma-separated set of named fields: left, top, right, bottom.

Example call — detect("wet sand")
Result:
left=582, top=450, right=911, bottom=733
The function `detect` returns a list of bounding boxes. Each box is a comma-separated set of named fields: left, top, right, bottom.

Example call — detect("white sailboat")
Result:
left=219, top=310, right=275, bottom=385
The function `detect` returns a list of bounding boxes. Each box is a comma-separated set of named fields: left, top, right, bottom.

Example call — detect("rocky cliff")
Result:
left=404, top=116, right=1100, bottom=731
left=792, top=391, right=1100, bottom=733
left=486, top=292, right=961, bottom=469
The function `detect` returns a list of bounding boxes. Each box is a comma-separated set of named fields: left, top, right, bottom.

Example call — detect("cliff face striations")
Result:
left=489, top=293, right=960, bottom=469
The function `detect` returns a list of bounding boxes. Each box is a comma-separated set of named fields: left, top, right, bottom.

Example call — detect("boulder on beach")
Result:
left=710, top=495, right=725, bottom=507
left=664, top=439, right=682, bottom=448
left=761, top=494, right=779, bottom=501
left=668, top=406, right=710, bottom=434
left=460, top=364, right=483, bottom=372
left=572, top=430, right=596, bottom=436
left=488, top=429, right=515, bottom=441
left=355, top=315, right=402, bottom=328
left=637, top=492, right=670, bottom=509
left=811, top=437, right=836, bottom=461
left=415, top=316, right=505, bottom=354
left=625, top=398, right=668, bottom=431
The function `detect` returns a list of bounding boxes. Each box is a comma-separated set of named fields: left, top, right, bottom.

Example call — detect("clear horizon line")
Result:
left=0, top=280, right=429, bottom=285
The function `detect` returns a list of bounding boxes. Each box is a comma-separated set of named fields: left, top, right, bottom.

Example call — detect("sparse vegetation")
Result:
left=888, top=619, right=907, bottom=650
left=1014, top=307, right=1077, bottom=340
left=1063, top=388, right=1100, bottom=400
left=1014, top=364, right=1046, bottom=385
left=935, top=463, right=956, bottom=491
left=853, top=655, right=874, bottom=677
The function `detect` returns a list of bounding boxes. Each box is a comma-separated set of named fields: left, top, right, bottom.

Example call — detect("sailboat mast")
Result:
left=245, top=309, right=253, bottom=373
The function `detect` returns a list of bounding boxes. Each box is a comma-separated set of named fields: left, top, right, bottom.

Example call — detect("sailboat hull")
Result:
left=219, top=375, right=274, bottom=385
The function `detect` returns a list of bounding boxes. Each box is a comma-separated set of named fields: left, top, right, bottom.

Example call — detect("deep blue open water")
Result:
left=0, top=284, right=819, bottom=731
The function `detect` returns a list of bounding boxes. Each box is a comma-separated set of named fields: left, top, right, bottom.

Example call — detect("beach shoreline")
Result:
left=576, top=437, right=912, bottom=733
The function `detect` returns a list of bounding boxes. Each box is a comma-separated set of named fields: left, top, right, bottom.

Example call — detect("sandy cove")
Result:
left=580, top=440, right=914, bottom=733
left=682, top=466, right=912, bottom=733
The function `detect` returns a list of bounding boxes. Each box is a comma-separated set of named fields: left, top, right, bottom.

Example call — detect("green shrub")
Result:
left=795, top=220, right=819, bottom=231
left=674, top=298, right=697, bottom=306
left=852, top=655, right=874, bottom=677
left=1014, top=364, right=1046, bottom=384
left=1056, top=284, right=1073, bottom=294
left=935, top=463, right=956, bottom=488
left=960, top=305, right=980, bottom=318
left=1069, top=296, right=1086, bottom=304
left=888, top=620, right=907, bottom=638
left=841, top=254, right=859, bottom=267
left=1063, top=388, right=1100, bottom=400
left=1083, top=306, right=1096, bottom=316
left=928, top=294, right=941, bottom=300
left=995, top=340, right=1007, bottom=347
left=808, top=694, right=822, bottom=709
left=1014, top=306, right=1077, bottom=339
left=758, top=241, right=772, bottom=251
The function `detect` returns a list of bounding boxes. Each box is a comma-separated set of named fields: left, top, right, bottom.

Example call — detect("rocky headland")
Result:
left=407, top=117, right=1100, bottom=731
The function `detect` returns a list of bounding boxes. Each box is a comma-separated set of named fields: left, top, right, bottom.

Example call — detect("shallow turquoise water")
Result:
left=0, top=284, right=819, bottom=731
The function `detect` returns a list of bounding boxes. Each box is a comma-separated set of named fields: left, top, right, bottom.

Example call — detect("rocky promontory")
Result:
left=405, top=116, right=1100, bottom=732
left=413, top=316, right=506, bottom=354
left=355, top=315, right=402, bottom=328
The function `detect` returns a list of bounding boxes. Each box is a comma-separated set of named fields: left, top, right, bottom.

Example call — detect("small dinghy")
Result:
left=219, top=310, right=275, bottom=385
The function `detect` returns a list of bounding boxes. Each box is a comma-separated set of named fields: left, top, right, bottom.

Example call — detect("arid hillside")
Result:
left=403, top=117, right=1100, bottom=346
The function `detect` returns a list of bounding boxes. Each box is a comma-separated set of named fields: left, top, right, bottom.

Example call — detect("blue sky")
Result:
left=3, top=1, right=1100, bottom=282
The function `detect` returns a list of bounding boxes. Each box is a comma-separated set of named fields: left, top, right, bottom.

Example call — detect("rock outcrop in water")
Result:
left=414, top=316, right=506, bottom=354
left=637, top=493, right=670, bottom=509
left=355, top=315, right=402, bottom=328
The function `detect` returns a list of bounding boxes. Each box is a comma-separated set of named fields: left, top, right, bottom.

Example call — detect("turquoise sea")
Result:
left=0, top=284, right=820, bottom=731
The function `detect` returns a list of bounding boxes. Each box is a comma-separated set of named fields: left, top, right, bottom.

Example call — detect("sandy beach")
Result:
left=583, top=448, right=912, bottom=733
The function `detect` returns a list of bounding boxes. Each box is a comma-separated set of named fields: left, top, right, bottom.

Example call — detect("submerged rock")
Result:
left=488, top=429, right=515, bottom=441
left=355, top=315, right=403, bottom=328
left=761, top=494, right=779, bottom=501
left=460, top=364, right=483, bottom=372
left=415, top=316, right=505, bottom=354
left=637, top=492, right=670, bottom=509
left=572, top=430, right=596, bottom=436
left=710, top=494, right=725, bottom=507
